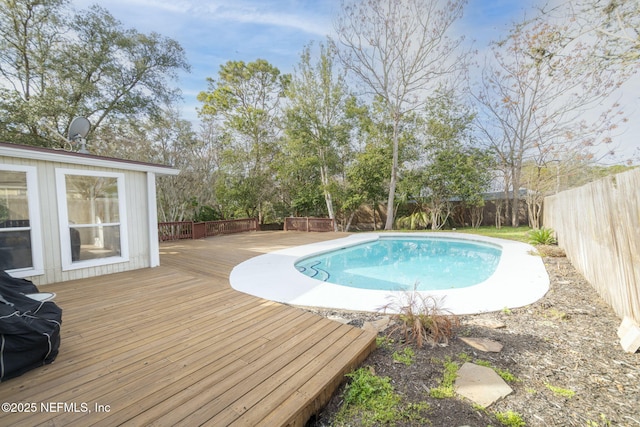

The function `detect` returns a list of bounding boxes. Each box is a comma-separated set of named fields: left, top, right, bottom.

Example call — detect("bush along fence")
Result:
left=284, top=217, right=335, bottom=232
left=543, top=167, right=640, bottom=325
left=158, top=218, right=259, bottom=241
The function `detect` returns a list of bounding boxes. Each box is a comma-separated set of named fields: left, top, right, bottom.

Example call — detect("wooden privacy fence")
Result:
left=543, top=168, right=640, bottom=324
left=158, top=218, right=258, bottom=241
left=284, top=217, right=335, bottom=232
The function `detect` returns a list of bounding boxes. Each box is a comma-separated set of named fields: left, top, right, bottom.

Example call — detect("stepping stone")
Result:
left=459, top=337, right=503, bottom=353
left=618, top=316, right=640, bottom=353
left=327, top=315, right=351, bottom=324
left=466, top=318, right=506, bottom=329
left=454, top=362, right=513, bottom=408
left=362, top=316, right=391, bottom=332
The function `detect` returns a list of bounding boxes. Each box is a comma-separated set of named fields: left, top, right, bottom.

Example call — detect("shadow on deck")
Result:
left=0, top=231, right=377, bottom=426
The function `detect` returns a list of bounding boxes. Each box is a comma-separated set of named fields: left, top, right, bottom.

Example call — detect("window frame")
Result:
left=56, top=168, right=129, bottom=271
left=0, top=164, right=43, bottom=277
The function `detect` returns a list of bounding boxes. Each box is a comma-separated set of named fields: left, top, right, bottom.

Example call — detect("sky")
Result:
left=70, top=0, right=638, bottom=164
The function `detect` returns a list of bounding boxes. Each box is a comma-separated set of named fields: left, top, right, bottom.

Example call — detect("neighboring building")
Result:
left=0, top=142, right=179, bottom=286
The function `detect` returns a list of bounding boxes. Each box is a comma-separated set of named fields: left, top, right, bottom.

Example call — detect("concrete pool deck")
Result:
left=230, top=232, right=550, bottom=315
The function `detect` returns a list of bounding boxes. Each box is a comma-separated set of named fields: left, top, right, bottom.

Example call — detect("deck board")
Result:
left=0, top=231, right=376, bottom=426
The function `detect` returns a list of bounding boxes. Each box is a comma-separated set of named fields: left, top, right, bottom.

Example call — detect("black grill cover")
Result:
left=0, top=271, right=62, bottom=381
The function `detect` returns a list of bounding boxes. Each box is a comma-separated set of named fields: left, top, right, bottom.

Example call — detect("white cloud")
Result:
left=214, top=9, right=329, bottom=37
left=79, top=0, right=332, bottom=37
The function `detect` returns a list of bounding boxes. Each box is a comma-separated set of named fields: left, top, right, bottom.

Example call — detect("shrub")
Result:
left=528, top=227, right=557, bottom=245
left=381, top=286, right=459, bottom=348
left=395, top=211, right=430, bottom=230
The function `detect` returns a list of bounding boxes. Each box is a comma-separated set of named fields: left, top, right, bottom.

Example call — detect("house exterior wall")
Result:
left=1, top=155, right=153, bottom=286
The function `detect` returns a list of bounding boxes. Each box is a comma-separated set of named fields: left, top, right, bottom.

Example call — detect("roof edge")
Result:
left=0, top=142, right=180, bottom=176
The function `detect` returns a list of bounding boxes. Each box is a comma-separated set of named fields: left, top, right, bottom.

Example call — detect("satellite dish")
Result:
left=67, top=117, right=91, bottom=154
left=68, top=117, right=91, bottom=140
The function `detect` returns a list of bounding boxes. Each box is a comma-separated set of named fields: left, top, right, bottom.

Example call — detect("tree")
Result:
left=197, top=59, right=289, bottom=222
left=344, top=97, right=415, bottom=230
left=147, top=109, right=221, bottom=223
left=472, top=16, right=625, bottom=226
left=0, top=0, right=68, bottom=144
left=282, top=43, right=352, bottom=230
left=0, top=1, right=189, bottom=147
left=347, top=143, right=390, bottom=230
left=274, top=152, right=325, bottom=218
left=332, top=0, right=467, bottom=230
left=407, top=91, right=493, bottom=229
left=60, top=6, right=189, bottom=130
left=563, top=0, right=640, bottom=67
left=88, top=106, right=218, bottom=222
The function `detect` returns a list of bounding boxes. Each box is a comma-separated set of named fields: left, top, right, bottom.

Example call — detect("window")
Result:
left=56, top=169, right=128, bottom=270
left=0, top=165, right=43, bottom=276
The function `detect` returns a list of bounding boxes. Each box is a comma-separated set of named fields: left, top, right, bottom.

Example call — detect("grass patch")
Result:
left=392, top=347, right=415, bottom=366
left=337, top=367, right=430, bottom=426
left=388, top=226, right=532, bottom=243
left=545, top=383, right=575, bottom=398
left=544, top=307, right=569, bottom=321
left=494, top=367, right=520, bottom=383
left=494, top=410, right=526, bottom=427
left=376, top=336, right=394, bottom=350
left=429, top=357, right=459, bottom=399
left=473, top=359, right=520, bottom=383
left=586, top=414, right=612, bottom=427
left=457, top=352, right=472, bottom=363
left=454, top=226, right=532, bottom=243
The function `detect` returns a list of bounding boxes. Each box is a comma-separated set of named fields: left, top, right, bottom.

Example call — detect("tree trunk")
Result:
left=372, top=203, right=378, bottom=230
left=384, top=119, right=400, bottom=230
left=510, top=165, right=522, bottom=227
left=320, top=164, right=337, bottom=231
left=344, top=211, right=356, bottom=232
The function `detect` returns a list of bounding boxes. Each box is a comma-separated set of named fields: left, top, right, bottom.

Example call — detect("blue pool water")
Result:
left=295, top=237, right=502, bottom=291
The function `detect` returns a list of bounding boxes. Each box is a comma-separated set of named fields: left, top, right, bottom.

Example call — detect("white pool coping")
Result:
left=229, top=232, right=550, bottom=315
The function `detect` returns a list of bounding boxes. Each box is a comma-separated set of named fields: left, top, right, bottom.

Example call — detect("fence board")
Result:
left=544, top=168, right=640, bottom=323
left=158, top=218, right=258, bottom=241
left=284, top=217, right=335, bottom=232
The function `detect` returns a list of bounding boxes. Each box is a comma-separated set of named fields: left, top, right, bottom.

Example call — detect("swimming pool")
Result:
left=230, top=232, right=549, bottom=314
left=295, top=237, right=502, bottom=291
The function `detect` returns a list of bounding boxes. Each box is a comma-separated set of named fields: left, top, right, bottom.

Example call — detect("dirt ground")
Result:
left=305, top=248, right=640, bottom=427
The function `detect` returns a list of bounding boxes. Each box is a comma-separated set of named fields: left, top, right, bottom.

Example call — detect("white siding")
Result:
left=0, top=155, right=154, bottom=286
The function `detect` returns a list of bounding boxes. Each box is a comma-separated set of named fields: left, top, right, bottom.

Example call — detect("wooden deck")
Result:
left=0, top=231, right=377, bottom=426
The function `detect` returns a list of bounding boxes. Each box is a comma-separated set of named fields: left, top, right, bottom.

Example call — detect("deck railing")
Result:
left=158, top=218, right=258, bottom=241
left=284, top=217, right=335, bottom=232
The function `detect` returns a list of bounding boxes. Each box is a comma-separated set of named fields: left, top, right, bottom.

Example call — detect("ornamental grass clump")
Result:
left=381, top=285, right=459, bottom=348
left=528, top=227, right=557, bottom=245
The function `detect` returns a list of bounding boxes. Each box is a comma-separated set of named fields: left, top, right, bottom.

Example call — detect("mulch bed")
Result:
left=305, top=248, right=640, bottom=427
